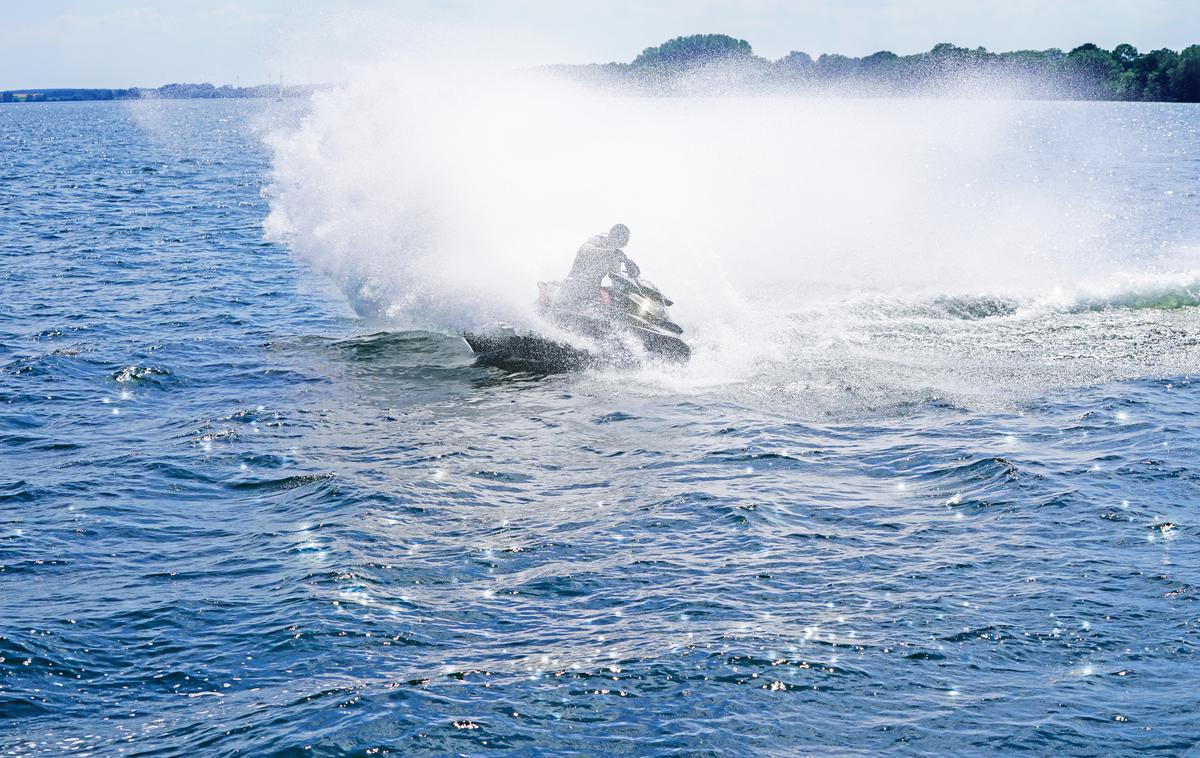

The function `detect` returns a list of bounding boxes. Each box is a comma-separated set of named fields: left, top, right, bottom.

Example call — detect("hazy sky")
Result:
left=4, top=0, right=1199, bottom=89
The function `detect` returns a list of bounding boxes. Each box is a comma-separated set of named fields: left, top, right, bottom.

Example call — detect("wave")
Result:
left=829, top=269, right=1200, bottom=326
left=1038, top=270, right=1200, bottom=314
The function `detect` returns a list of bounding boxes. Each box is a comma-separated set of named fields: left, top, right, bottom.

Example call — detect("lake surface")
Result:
left=2, top=97, right=1199, bottom=756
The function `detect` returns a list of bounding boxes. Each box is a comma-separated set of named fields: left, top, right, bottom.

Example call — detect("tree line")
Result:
left=1, top=83, right=308, bottom=103
left=557, top=34, right=1200, bottom=101
left=7, top=36, right=1198, bottom=103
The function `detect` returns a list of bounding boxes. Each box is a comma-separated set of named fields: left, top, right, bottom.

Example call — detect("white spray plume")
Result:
left=262, top=42, right=1200, bottom=409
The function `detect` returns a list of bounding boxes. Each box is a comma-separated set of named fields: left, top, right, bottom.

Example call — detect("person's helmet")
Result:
left=608, top=223, right=630, bottom=248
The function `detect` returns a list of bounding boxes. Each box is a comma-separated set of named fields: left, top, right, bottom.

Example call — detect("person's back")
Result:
left=556, top=224, right=637, bottom=310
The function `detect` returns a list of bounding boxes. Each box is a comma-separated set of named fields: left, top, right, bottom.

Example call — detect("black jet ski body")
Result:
left=462, top=329, right=595, bottom=372
left=464, top=273, right=690, bottom=372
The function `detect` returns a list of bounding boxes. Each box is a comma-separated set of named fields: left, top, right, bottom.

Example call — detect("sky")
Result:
left=3, top=0, right=1200, bottom=89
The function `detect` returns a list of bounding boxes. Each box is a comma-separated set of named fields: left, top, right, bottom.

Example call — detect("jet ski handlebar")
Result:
left=609, top=271, right=673, bottom=307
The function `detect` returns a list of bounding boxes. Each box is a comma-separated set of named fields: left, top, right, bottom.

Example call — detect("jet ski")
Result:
left=464, top=272, right=690, bottom=372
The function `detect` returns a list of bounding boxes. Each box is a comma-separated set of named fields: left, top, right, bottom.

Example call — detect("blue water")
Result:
left=2, top=99, right=1200, bottom=756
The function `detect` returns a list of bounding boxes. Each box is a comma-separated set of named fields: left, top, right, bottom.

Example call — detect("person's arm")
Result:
left=622, top=253, right=640, bottom=278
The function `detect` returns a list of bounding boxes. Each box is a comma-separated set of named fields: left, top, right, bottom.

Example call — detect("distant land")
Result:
left=547, top=34, right=1200, bottom=101
left=0, top=82, right=314, bottom=103
left=5, top=35, right=1199, bottom=103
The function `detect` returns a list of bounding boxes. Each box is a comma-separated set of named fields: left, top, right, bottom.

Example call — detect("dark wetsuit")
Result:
left=556, top=233, right=639, bottom=310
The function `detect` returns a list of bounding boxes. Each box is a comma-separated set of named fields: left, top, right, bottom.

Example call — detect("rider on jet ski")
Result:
left=555, top=223, right=640, bottom=311
left=461, top=222, right=688, bottom=369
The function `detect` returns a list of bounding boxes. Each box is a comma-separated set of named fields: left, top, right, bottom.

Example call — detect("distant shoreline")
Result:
left=6, top=34, right=1199, bottom=103
left=546, top=35, right=1200, bottom=102
left=0, top=82, right=314, bottom=103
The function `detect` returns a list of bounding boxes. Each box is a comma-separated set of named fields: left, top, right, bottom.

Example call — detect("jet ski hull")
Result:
left=463, top=326, right=690, bottom=373
left=463, top=331, right=594, bottom=372
left=465, top=274, right=690, bottom=372
left=628, top=324, right=691, bottom=362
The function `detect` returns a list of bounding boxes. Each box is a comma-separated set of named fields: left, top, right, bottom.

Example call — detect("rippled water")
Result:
left=2, top=99, right=1200, bottom=756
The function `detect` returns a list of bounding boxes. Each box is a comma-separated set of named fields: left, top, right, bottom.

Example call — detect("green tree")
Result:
left=632, top=34, right=753, bottom=68
left=1064, top=43, right=1121, bottom=97
left=929, top=42, right=968, bottom=58
left=1134, top=48, right=1181, bottom=100
left=861, top=50, right=899, bottom=69
left=858, top=51, right=900, bottom=85
left=776, top=51, right=814, bottom=72
left=814, top=53, right=858, bottom=78
left=1115, top=69, right=1140, bottom=99
left=1112, top=43, right=1139, bottom=68
left=1112, top=43, right=1141, bottom=98
left=922, top=43, right=976, bottom=81
left=1171, top=45, right=1200, bottom=102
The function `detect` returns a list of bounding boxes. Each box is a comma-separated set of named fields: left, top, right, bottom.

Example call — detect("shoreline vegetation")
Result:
left=549, top=34, right=1200, bottom=101
left=4, top=34, right=1199, bottom=103
left=0, top=82, right=313, bottom=103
